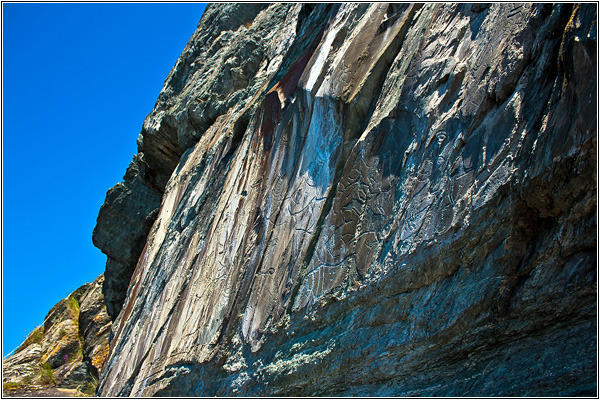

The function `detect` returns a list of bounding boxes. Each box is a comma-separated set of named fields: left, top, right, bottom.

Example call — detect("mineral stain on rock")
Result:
left=9, top=2, right=597, bottom=398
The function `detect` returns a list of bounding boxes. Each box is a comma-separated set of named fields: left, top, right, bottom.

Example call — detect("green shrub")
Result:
left=77, top=375, right=98, bottom=397
left=38, top=362, right=56, bottom=386
left=81, top=382, right=97, bottom=396
left=67, top=294, right=80, bottom=317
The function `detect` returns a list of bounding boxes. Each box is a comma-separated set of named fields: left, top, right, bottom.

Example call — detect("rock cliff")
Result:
left=2, top=275, right=112, bottom=397
left=94, top=3, right=597, bottom=397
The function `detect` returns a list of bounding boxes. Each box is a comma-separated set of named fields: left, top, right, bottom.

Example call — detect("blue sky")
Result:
left=2, top=2, right=207, bottom=357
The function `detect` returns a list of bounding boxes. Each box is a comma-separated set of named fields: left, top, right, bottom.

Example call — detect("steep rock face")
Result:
left=96, top=3, right=597, bottom=397
left=92, top=3, right=299, bottom=320
left=3, top=275, right=112, bottom=396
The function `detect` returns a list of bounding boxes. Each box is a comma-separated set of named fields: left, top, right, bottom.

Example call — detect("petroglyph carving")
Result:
left=95, top=3, right=596, bottom=397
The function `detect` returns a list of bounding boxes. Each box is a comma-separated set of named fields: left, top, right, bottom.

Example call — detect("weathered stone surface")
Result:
left=92, top=156, right=161, bottom=319
left=1, top=344, right=41, bottom=385
left=96, top=3, right=596, bottom=397
left=54, top=362, right=95, bottom=389
left=3, top=275, right=112, bottom=396
left=92, top=3, right=302, bottom=320
left=78, top=275, right=112, bottom=375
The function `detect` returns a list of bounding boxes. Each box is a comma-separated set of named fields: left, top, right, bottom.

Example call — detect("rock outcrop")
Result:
left=2, top=275, right=112, bottom=397
left=95, top=3, right=597, bottom=397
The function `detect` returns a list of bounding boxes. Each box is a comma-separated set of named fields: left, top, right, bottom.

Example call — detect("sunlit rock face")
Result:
left=2, top=275, right=112, bottom=396
left=95, top=3, right=596, bottom=397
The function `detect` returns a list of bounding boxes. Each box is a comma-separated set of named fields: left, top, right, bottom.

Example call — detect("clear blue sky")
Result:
left=2, top=2, right=207, bottom=357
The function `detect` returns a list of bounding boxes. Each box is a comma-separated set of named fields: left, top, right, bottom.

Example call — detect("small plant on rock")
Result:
left=15, top=325, right=45, bottom=352
left=38, top=362, right=56, bottom=386
left=3, top=382, right=23, bottom=391
left=67, top=294, right=80, bottom=317
left=76, top=374, right=98, bottom=397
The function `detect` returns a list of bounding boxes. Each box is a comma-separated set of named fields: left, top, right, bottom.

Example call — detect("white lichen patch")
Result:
left=261, top=340, right=335, bottom=376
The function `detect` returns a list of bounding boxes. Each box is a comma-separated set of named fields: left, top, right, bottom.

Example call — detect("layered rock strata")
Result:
left=92, top=3, right=284, bottom=320
left=2, top=275, right=112, bottom=396
left=95, top=3, right=597, bottom=397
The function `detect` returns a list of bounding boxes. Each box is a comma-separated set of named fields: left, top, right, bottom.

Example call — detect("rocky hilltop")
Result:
left=91, top=3, right=596, bottom=397
left=2, top=276, right=112, bottom=396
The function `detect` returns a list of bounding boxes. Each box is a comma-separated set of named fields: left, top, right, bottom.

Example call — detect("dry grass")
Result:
left=15, top=325, right=45, bottom=353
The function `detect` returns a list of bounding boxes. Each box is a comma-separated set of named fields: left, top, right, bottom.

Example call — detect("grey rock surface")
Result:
left=95, top=3, right=597, bottom=397
left=54, top=362, right=94, bottom=389
left=92, top=156, right=161, bottom=319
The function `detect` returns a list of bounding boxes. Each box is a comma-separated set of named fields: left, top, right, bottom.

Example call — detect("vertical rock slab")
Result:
left=96, top=3, right=597, bottom=397
left=92, top=3, right=298, bottom=320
